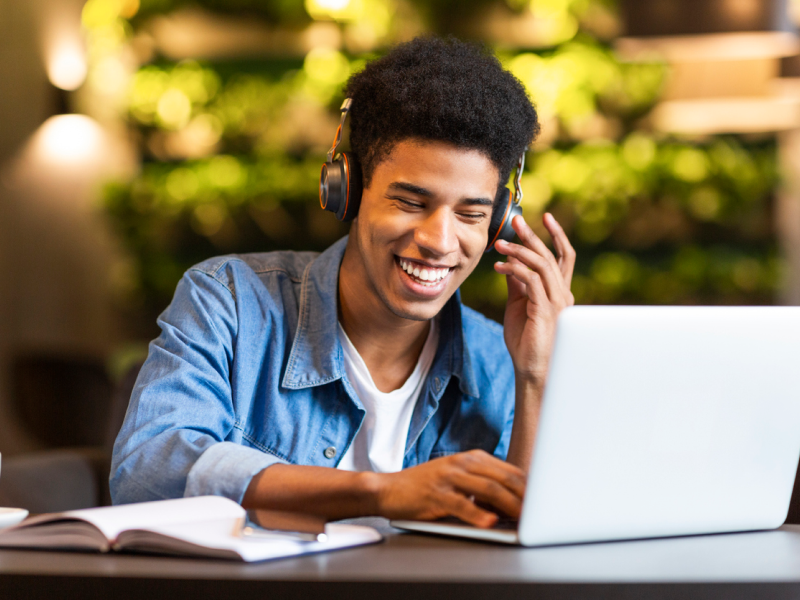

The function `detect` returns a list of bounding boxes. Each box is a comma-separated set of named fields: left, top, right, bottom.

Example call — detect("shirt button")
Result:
left=324, top=446, right=337, bottom=459
left=434, top=377, right=441, bottom=392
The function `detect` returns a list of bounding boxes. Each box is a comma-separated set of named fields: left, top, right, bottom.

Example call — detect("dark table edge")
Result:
left=3, top=575, right=800, bottom=600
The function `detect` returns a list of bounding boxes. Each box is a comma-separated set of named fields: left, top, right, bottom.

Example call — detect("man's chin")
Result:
left=385, top=296, right=451, bottom=322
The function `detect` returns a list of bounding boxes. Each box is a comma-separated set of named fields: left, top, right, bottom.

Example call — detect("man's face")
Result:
left=348, top=138, right=500, bottom=322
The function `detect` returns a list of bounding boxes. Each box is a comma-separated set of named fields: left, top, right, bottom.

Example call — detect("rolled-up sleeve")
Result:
left=184, top=441, right=283, bottom=499
left=110, top=266, right=284, bottom=505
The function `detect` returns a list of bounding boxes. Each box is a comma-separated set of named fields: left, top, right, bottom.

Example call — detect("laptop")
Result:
left=392, top=306, right=800, bottom=546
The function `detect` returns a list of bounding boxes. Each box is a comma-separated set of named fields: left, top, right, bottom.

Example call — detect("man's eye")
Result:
left=460, top=212, right=486, bottom=220
left=392, top=197, right=423, bottom=209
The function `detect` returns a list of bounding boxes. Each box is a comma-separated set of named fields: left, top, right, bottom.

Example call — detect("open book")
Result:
left=0, top=496, right=382, bottom=562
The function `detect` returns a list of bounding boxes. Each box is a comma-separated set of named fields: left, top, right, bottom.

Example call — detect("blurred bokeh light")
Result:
left=7, top=0, right=800, bottom=332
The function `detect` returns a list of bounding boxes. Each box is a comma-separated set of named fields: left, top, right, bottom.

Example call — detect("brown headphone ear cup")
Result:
left=339, top=152, right=362, bottom=222
left=320, top=159, right=344, bottom=217
left=320, top=152, right=363, bottom=222
left=486, top=189, right=522, bottom=252
left=319, top=163, right=331, bottom=210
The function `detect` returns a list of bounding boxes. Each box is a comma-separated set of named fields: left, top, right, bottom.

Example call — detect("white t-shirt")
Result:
left=336, top=319, right=439, bottom=473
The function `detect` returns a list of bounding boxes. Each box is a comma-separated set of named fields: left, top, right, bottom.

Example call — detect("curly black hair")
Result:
left=344, top=36, right=539, bottom=199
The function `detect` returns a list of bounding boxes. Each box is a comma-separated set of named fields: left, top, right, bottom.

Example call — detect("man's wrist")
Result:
left=514, top=372, right=545, bottom=408
left=356, top=471, right=384, bottom=516
left=514, top=370, right=546, bottom=396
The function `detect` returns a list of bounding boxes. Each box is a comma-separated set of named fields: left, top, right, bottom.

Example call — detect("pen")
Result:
left=242, top=509, right=328, bottom=543
left=241, top=526, right=327, bottom=543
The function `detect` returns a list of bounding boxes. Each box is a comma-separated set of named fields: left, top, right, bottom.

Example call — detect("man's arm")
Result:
left=110, top=266, right=281, bottom=505
left=494, top=213, right=576, bottom=472
left=243, top=449, right=526, bottom=528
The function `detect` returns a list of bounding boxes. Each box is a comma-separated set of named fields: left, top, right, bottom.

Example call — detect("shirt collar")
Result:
left=281, top=235, right=480, bottom=399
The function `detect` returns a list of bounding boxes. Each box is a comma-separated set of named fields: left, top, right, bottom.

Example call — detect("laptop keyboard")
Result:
left=436, top=516, right=519, bottom=530
left=492, top=518, right=519, bottom=530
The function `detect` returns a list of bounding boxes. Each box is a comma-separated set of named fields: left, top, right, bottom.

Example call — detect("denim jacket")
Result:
left=110, top=236, right=516, bottom=505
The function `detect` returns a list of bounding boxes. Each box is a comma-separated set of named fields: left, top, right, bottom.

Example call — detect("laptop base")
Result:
left=390, top=519, right=520, bottom=545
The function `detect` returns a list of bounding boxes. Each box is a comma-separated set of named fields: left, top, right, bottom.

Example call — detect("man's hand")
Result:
left=493, top=213, right=576, bottom=470
left=374, top=449, right=526, bottom=528
left=493, top=213, right=576, bottom=387
left=243, top=451, right=526, bottom=529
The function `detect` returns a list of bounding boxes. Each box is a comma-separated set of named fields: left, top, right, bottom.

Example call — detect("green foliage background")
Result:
left=88, top=0, right=781, bottom=325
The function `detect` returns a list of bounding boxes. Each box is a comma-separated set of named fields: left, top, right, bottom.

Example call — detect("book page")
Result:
left=117, top=521, right=383, bottom=562
left=0, top=520, right=111, bottom=551
left=66, top=496, right=245, bottom=542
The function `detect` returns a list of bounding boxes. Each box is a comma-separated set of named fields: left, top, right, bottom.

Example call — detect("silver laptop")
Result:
left=392, top=306, right=800, bottom=546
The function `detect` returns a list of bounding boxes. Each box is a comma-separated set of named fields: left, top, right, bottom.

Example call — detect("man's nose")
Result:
left=414, top=207, right=459, bottom=257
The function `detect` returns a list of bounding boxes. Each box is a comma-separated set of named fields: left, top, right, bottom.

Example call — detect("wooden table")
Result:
left=2, top=520, right=800, bottom=599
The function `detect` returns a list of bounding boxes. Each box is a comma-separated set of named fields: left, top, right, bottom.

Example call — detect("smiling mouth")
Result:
left=397, top=258, right=452, bottom=287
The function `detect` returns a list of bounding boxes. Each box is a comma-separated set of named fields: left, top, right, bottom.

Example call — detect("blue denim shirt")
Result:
left=110, top=236, right=516, bottom=505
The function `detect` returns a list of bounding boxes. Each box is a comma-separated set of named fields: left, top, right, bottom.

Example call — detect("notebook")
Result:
left=0, top=495, right=382, bottom=561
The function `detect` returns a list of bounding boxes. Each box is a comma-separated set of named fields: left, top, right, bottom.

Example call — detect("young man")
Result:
left=111, top=37, right=575, bottom=528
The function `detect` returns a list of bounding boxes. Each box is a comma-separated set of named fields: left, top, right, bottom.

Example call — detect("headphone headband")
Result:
left=327, top=99, right=352, bottom=163
left=513, top=150, right=525, bottom=206
left=320, top=98, right=528, bottom=251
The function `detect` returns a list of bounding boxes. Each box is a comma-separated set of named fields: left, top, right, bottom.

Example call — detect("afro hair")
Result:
left=344, top=36, right=539, bottom=199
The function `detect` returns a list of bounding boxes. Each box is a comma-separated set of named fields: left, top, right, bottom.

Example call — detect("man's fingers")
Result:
left=444, top=493, right=498, bottom=528
left=495, top=241, right=565, bottom=303
left=454, top=450, right=527, bottom=499
left=450, top=472, right=523, bottom=519
left=497, top=216, right=573, bottom=303
left=494, top=260, right=550, bottom=310
left=511, top=216, right=563, bottom=278
left=543, top=213, right=576, bottom=284
left=500, top=256, right=527, bottom=303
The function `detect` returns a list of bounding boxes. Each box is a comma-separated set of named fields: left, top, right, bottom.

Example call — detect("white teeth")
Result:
left=399, top=258, right=450, bottom=285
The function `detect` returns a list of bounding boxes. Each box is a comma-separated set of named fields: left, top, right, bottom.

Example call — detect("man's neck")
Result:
left=338, top=244, right=431, bottom=393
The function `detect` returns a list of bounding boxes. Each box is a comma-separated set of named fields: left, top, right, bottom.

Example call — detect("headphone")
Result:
left=319, top=99, right=525, bottom=252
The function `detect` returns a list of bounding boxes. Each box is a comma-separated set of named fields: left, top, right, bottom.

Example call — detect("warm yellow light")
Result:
left=82, top=0, right=127, bottom=29
left=166, top=168, right=200, bottom=201
left=34, top=115, right=105, bottom=165
left=304, top=48, right=350, bottom=84
left=47, top=40, right=88, bottom=91
left=791, top=0, right=800, bottom=25
left=120, top=0, right=140, bottom=19
left=157, top=88, right=193, bottom=130
left=670, top=148, right=708, bottom=182
left=622, top=133, right=656, bottom=170
left=207, top=155, right=245, bottom=189
left=306, top=0, right=356, bottom=20
left=90, top=56, right=129, bottom=96
left=519, top=173, right=553, bottom=212
left=651, top=97, right=800, bottom=134
left=165, top=114, right=223, bottom=159
left=319, top=0, right=351, bottom=9
left=617, top=32, right=800, bottom=63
